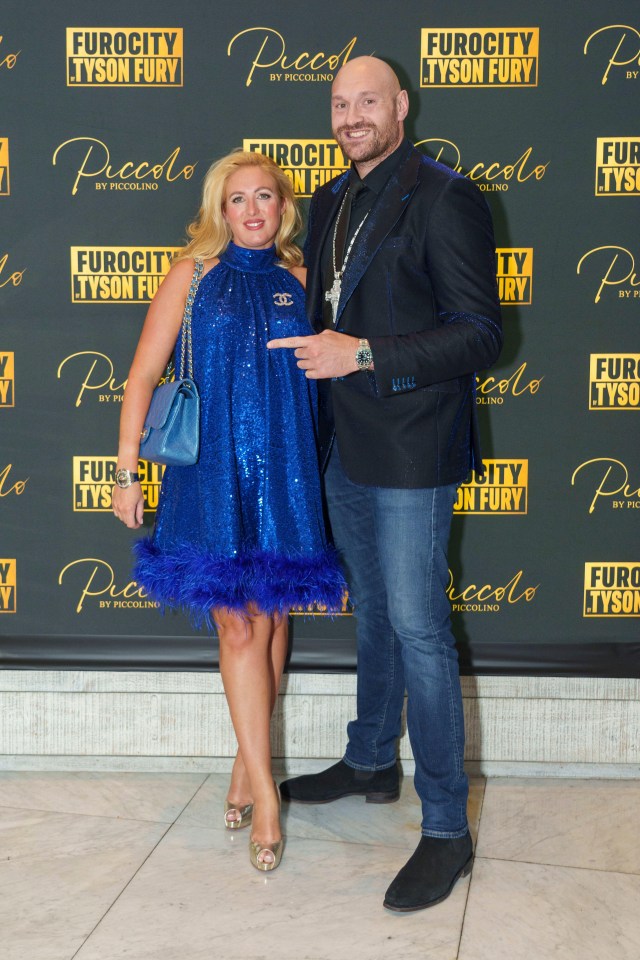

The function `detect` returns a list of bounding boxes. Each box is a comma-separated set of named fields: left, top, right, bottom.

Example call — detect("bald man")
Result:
left=270, top=57, right=502, bottom=911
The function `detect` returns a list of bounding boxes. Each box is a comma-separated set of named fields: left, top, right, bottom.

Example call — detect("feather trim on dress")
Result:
left=133, top=537, right=346, bottom=621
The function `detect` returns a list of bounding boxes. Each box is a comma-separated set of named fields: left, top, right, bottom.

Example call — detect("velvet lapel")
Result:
left=335, top=147, right=422, bottom=326
left=307, top=171, right=349, bottom=332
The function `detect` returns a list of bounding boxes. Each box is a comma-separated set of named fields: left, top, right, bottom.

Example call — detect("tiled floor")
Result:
left=1, top=771, right=638, bottom=960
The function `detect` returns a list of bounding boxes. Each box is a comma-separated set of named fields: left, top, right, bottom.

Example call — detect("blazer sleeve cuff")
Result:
left=369, top=336, right=419, bottom=397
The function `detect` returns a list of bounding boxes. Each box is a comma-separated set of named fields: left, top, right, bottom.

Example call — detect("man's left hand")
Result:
left=267, top=329, right=359, bottom=379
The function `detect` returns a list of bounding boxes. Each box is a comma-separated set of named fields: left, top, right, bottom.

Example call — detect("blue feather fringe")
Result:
left=133, top=537, right=346, bottom=623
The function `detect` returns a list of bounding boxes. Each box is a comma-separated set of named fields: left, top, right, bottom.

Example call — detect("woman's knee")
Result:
left=216, top=611, right=254, bottom=652
left=216, top=610, right=273, bottom=653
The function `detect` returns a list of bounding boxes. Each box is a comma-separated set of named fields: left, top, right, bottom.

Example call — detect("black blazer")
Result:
left=305, top=142, right=503, bottom=488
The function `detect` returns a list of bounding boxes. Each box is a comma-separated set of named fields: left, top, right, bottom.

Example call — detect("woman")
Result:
left=112, top=150, right=345, bottom=872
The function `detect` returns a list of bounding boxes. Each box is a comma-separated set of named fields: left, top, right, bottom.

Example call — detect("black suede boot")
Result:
left=280, top=759, right=400, bottom=804
left=383, top=832, right=473, bottom=912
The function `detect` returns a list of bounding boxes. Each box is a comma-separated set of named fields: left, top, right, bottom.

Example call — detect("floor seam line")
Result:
left=68, top=777, right=211, bottom=959
left=0, top=801, right=180, bottom=825
left=473, top=854, right=640, bottom=877
left=68, top=819, right=176, bottom=960
left=456, top=778, right=487, bottom=958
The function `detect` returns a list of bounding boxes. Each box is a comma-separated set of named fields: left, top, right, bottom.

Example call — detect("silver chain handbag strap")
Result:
left=178, top=257, right=205, bottom=381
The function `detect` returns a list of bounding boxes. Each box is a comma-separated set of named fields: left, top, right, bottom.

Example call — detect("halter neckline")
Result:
left=219, top=242, right=278, bottom=272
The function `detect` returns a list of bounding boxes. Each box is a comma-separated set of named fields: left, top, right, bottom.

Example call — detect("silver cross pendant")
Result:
left=324, top=274, right=342, bottom=326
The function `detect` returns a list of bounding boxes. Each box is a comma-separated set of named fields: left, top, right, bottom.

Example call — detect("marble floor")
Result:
left=1, top=770, right=639, bottom=960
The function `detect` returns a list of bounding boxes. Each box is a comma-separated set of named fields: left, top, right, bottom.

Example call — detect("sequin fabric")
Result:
left=134, top=242, right=345, bottom=620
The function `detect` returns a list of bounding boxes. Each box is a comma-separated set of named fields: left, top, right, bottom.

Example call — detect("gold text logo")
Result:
left=571, top=458, right=640, bottom=514
left=416, top=139, right=548, bottom=192
left=496, top=248, right=533, bottom=304
left=244, top=139, right=347, bottom=197
left=0, top=252, right=25, bottom=291
left=454, top=459, right=528, bottom=514
left=584, top=25, right=640, bottom=84
left=421, top=28, right=539, bottom=87
left=73, top=457, right=163, bottom=512
left=476, top=362, right=543, bottom=406
left=290, top=590, right=351, bottom=617
left=66, top=29, right=183, bottom=86
left=0, top=138, right=9, bottom=195
left=71, top=247, right=177, bottom=303
left=227, top=28, right=357, bottom=86
left=58, top=558, right=159, bottom=612
left=584, top=563, right=640, bottom=616
left=577, top=246, right=640, bottom=302
left=0, top=36, right=20, bottom=71
left=590, top=354, right=640, bottom=410
left=0, top=351, right=14, bottom=406
left=57, top=351, right=126, bottom=407
left=448, top=568, right=539, bottom=613
left=0, top=559, right=16, bottom=613
left=0, top=463, right=28, bottom=498
left=53, top=137, right=196, bottom=196
left=596, top=138, right=640, bottom=195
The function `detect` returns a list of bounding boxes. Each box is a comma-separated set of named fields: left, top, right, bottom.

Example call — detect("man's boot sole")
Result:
left=382, top=854, right=474, bottom=913
left=366, top=790, right=400, bottom=804
left=282, top=788, right=400, bottom=805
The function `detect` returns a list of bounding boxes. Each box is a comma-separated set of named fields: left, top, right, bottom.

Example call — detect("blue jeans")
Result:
left=324, top=443, right=468, bottom=838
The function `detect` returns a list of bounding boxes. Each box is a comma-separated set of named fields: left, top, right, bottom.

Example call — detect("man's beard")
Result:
left=334, top=121, right=398, bottom=164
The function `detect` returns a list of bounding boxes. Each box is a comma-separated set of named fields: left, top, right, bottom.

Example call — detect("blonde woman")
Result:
left=112, top=150, right=345, bottom=871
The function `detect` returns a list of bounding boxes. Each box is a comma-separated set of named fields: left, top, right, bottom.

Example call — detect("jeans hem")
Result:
left=343, top=754, right=397, bottom=773
left=421, top=827, right=469, bottom=840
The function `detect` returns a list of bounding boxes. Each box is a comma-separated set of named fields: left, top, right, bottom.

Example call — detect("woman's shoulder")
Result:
left=202, top=256, right=219, bottom=279
left=154, top=258, right=196, bottom=302
left=165, top=256, right=219, bottom=288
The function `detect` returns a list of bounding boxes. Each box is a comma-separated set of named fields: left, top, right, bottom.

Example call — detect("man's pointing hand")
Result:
left=267, top=329, right=361, bottom=379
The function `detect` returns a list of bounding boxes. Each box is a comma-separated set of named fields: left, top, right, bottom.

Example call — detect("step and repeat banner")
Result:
left=1, top=0, right=639, bottom=674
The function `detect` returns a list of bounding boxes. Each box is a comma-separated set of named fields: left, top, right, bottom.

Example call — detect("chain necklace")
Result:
left=324, top=189, right=368, bottom=326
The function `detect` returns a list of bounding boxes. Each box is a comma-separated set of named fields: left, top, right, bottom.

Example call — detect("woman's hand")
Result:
left=112, top=483, right=145, bottom=529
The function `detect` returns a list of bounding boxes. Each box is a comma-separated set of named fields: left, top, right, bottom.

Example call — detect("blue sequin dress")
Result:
left=134, top=242, right=345, bottom=620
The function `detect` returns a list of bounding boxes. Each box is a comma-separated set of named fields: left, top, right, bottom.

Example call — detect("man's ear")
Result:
left=396, top=90, right=409, bottom=121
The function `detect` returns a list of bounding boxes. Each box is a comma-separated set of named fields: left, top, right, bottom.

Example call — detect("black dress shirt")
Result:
left=320, top=139, right=411, bottom=328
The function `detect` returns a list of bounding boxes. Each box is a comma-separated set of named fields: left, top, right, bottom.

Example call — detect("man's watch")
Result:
left=355, top=338, right=374, bottom=371
left=115, top=468, right=140, bottom=489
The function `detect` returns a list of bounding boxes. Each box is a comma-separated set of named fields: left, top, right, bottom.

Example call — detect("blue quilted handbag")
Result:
left=139, top=258, right=204, bottom=466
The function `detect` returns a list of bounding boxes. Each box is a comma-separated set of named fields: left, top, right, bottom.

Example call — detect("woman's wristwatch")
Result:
left=115, top=468, right=140, bottom=488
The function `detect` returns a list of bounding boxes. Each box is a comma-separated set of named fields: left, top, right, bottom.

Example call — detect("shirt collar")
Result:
left=349, top=138, right=410, bottom=195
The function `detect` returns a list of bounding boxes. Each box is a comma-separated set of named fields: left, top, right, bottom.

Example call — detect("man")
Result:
left=268, top=56, right=502, bottom=911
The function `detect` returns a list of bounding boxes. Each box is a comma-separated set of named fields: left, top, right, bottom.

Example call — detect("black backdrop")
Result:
left=1, top=0, right=639, bottom=675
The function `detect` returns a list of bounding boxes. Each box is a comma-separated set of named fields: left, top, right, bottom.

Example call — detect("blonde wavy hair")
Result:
left=174, top=150, right=303, bottom=268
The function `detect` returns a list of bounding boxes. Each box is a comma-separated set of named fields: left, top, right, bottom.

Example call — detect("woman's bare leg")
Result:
left=216, top=608, right=285, bottom=848
left=226, top=614, right=289, bottom=807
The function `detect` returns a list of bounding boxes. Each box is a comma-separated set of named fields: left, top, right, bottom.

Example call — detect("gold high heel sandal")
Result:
left=224, top=800, right=253, bottom=830
left=249, top=836, right=283, bottom=871
left=249, top=783, right=283, bottom=872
